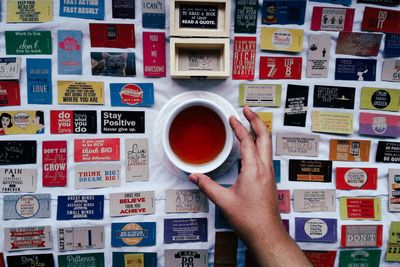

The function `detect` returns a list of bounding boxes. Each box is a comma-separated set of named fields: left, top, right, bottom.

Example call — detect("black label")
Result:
left=376, top=141, right=400, bottom=163
left=107, top=25, right=117, bottom=40
left=112, top=0, right=135, bottom=19
left=234, top=0, right=259, bottom=33
left=313, top=85, right=355, bottom=109
left=289, top=159, right=332, bottom=182
left=73, top=111, right=97, bottom=134
left=357, top=0, right=399, bottom=6
left=0, top=141, right=36, bottom=165
left=101, top=111, right=145, bottom=134
left=7, top=253, right=54, bottom=267
left=284, top=84, right=309, bottom=127
left=179, top=4, right=218, bottom=29
left=371, top=90, right=391, bottom=109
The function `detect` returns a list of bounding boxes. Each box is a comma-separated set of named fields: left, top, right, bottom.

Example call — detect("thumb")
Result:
left=189, top=173, right=230, bottom=207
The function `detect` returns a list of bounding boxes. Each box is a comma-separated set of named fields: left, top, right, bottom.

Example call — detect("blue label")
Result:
left=164, top=218, right=208, bottom=244
left=57, top=195, right=104, bottom=220
left=384, top=34, right=400, bottom=58
left=110, top=83, right=154, bottom=107
left=111, top=222, right=156, bottom=247
left=335, top=58, right=377, bottom=81
left=295, top=217, right=337, bottom=242
left=142, top=0, right=165, bottom=29
left=26, top=59, right=52, bottom=104
left=273, top=160, right=281, bottom=183
left=261, top=0, right=306, bottom=25
left=58, top=30, right=82, bottom=75
left=60, top=0, right=105, bottom=20
left=310, top=0, right=351, bottom=5
left=112, top=252, right=157, bottom=267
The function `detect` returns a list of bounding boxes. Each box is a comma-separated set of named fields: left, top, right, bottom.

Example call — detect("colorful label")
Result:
left=0, top=81, right=20, bottom=106
left=27, top=58, right=52, bottom=104
left=57, top=195, right=104, bottom=220
left=6, top=0, right=53, bottom=23
left=0, top=110, right=45, bottom=135
left=387, top=221, right=400, bottom=261
left=359, top=112, right=400, bottom=138
left=5, top=226, right=52, bottom=251
left=111, top=222, right=156, bottom=247
left=3, top=194, right=51, bottom=220
left=295, top=217, right=337, bottom=242
left=75, top=164, right=120, bottom=189
left=360, top=87, right=400, bottom=112
left=164, top=218, right=208, bottom=244
left=259, top=57, right=302, bottom=79
left=239, top=84, right=281, bottom=107
left=58, top=30, right=82, bottom=75
left=74, top=138, right=120, bottom=162
left=341, top=225, right=383, bottom=248
left=142, top=0, right=165, bottom=29
left=42, top=140, right=67, bottom=187
left=340, top=197, right=382, bottom=220
left=329, top=139, right=371, bottom=162
left=110, top=191, right=155, bottom=217
left=311, top=6, right=355, bottom=31
left=143, top=32, right=166, bottom=77
left=336, top=32, right=383, bottom=57
left=362, top=7, right=400, bottom=34
left=289, top=160, right=332, bottom=182
left=5, top=31, right=52, bottom=55
left=90, top=23, right=135, bottom=48
left=58, top=253, right=104, bottom=267
left=261, top=0, right=306, bottom=25
left=58, top=226, right=105, bottom=252
left=234, top=0, right=258, bottom=33
left=50, top=110, right=97, bottom=134
left=110, top=83, right=154, bottom=107
left=312, top=111, right=353, bottom=134
left=59, top=0, right=104, bottom=20
left=335, top=58, right=377, bottom=81
left=58, top=81, right=104, bottom=105
left=232, top=37, right=256, bottom=80
left=260, top=28, right=304, bottom=52
left=101, top=111, right=145, bottom=134
left=125, top=138, right=149, bottom=182
left=336, top=167, right=377, bottom=190
left=0, top=168, right=36, bottom=193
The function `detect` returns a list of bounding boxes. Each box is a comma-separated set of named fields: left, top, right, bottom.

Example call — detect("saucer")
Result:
left=153, top=91, right=240, bottom=179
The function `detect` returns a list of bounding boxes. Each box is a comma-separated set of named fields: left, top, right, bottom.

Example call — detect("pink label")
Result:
left=143, top=32, right=166, bottom=77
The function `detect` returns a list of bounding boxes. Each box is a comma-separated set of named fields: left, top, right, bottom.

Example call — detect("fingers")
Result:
left=229, top=116, right=257, bottom=168
left=189, top=173, right=230, bottom=207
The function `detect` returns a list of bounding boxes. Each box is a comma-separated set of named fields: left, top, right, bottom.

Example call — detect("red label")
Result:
left=311, top=7, right=355, bottom=32
left=74, top=138, right=120, bottom=162
left=42, top=141, right=67, bottom=187
left=143, top=32, right=166, bottom=77
left=0, top=253, right=3, bottom=267
left=89, top=23, right=135, bottom=48
left=0, top=81, right=20, bottom=106
left=259, top=57, right=302, bottom=79
left=120, top=84, right=143, bottom=105
left=346, top=198, right=375, bottom=219
left=277, top=190, right=291, bottom=213
left=50, top=110, right=74, bottom=134
left=336, top=167, right=377, bottom=190
left=232, top=36, right=256, bottom=80
left=303, top=250, right=337, bottom=267
left=361, top=7, right=400, bottom=34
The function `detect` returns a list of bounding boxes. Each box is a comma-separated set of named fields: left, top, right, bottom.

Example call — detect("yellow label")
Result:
left=256, top=112, right=273, bottom=132
left=58, top=81, right=104, bottom=105
left=360, top=87, right=400, bottom=112
left=260, top=27, right=304, bottom=52
left=312, top=111, right=353, bottom=134
left=124, top=254, right=144, bottom=267
left=339, top=197, right=381, bottom=220
left=7, top=0, right=53, bottom=23
left=0, top=110, right=45, bottom=134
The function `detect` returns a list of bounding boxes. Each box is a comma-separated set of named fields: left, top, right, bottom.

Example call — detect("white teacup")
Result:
left=162, top=98, right=234, bottom=174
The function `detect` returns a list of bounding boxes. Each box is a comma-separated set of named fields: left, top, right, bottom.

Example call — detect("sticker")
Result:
left=234, top=0, right=258, bottom=33
left=0, top=81, right=20, bottom=106
left=75, top=164, right=120, bottom=189
left=376, top=141, right=400, bottom=163
left=125, top=138, right=149, bottom=182
left=289, top=160, right=332, bottom=182
left=58, top=253, right=104, bottom=267
left=303, top=250, right=337, bottom=267
left=284, top=84, right=309, bottom=127
left=260, top=28, right=304, bottom=52
left=340, top=197, right=382, bottom=220
left=358, top=0, right=399, bottom=5
left=336, top=168, right=377, bottom=190
left=312, top=111, right=353, bottom=135
left=384, top=33, right=400, bottom=58
left=232, top=37, right=256, bottom=80
left=386, top=221, right=400, bottom=261
left=259, top=57, right=302, bottom=79
left=276, top=133, right=319, bottom=157
left=164, top=218, right=208, bottom=244
left=5, top=31, right=52, bottom=55
left=110, top=191, right=155, bottom=217
left=295, top=217, right=337, bottom=243
left=239, top=84, right=281, bottom=107
left=0, top=110, right=45, bottom=135
left=58, top=226, right=105, bottom=252
left=42, top=141, right=67, bottom=187
left=165, top=189, right=209, bottom=213
left=58, top=30, right=82, bottom=75
left=91, top=52, right=136, bottom=77
left=359, top=112, right=400, bottom=138
left=361, top=7, right=400, bottom=34
left=110, top=83, right=154, bottom=107
left=50, top=110, right=97, bottom=134
left=340, top=250, right=382, bottom=266
left=59, top=0, right=104, bottom=20
left=3, top=194, right=50, bottom=220
left=179, top=4, right=217, bottom=29
left=165, top=250, right=208, bottom=267
left=382, top=59, right=400, bottom=82
left=5, top=226, right=52, bottom=251
left=27, top=58, right=52, bottom=104
left=111, top=222, right=156, bottom=247
left=277, top=190, right=291, bottom=213
left=329, top=139, right=371, bottom=162
left=57, top=195, right=104, bottom=220
left=112, top=0, right=135, bottom=19
left=389, top=169, right=400, bottom=212
left=336, top=32, right=383, bottom=57
left=6, top=0, right=52, bottom=23
left=0, top=168, right=36, bottom=193
left=7, top=254, right=54, bottom=267
left=142, top=0, right=165, bottom=29
left=0, top=57, right=21, bottom=80
left=74, top=138, right=120, bottom=162
left=261, top=0, right=306, bottom=25
left=313, top=85, right=355, bottom=109
left=214, top=232, right=237, bottom=266
left=113, top=252, right=158, bottom=267
left=254, top=112, right=273, bottom=133
left=58, top=80, right=104, bottom=105
left=311, top=6, right=355, bottom=31
left=360, top=87, right=400, bottom=112
left=335, top=58, right=377, bottom=81
left=293, top=189, right=336, bottom=212
left=90, top=23, right=135, bottom=48
left=306, top=34, right=331, bottom=78
left=143, top=32, right=166, bottom=77
left=341, top=225, right=383, bottom=248
left=0, top=141, right=37, bottom=165
left=101, top=111, right=145, bottom=134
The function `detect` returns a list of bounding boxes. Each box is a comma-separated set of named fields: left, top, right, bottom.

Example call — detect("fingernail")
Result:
left=189, top=174, right=198, bottom=184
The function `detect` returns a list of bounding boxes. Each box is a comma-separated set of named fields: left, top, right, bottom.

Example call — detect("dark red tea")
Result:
left=169, top=105, right=226, bottom=165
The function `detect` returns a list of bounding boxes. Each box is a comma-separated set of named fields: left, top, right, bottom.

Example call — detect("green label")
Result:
left=239, top=84, right=282, bottom=107
left=387, top=221, right=400, bottom=262
left=339, top=249, right=381, bottom=266
left=5, top=31, right=52, bottom=55
left=360, top=87, right=400, bottom=112
left=58, top=253, right=104, bottom=267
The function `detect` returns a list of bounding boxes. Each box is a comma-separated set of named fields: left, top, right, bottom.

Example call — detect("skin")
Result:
left=189, top=107, right=312, bottom=267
